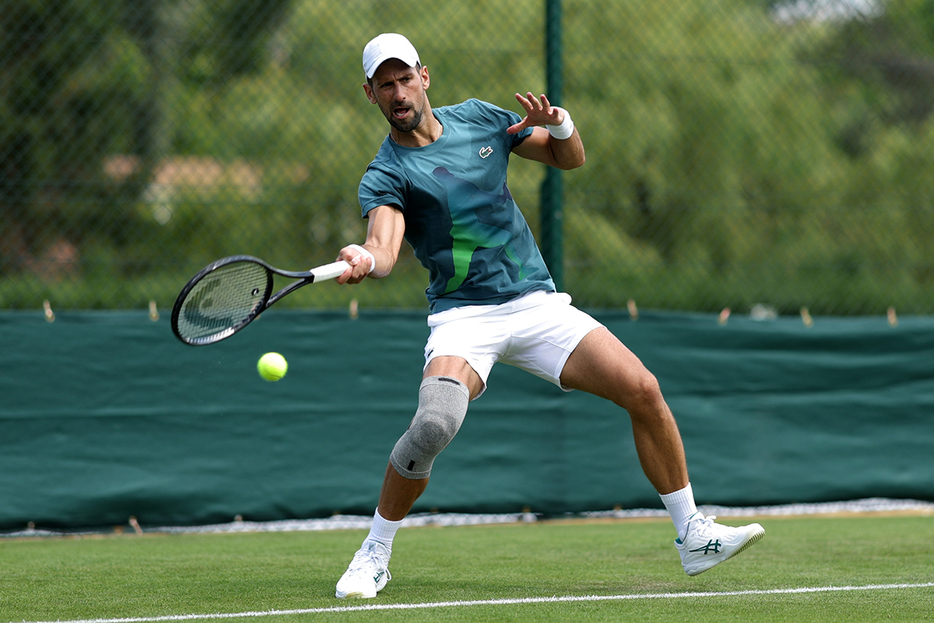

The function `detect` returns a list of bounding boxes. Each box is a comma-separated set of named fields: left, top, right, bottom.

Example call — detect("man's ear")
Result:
left=363, top=82, right=376, bottom=104
left=420, top=66, right=430, bottom=90
left=363, top=82, right=377, bottom=104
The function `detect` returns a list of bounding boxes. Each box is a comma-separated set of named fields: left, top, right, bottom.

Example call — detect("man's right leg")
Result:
left=333, top=463, right=422, bottom=600
left=336, top=360, right=479, bottom=599
left=377, top=462, right=429, bottom=520
left=379, top=355, right=484, bottom=521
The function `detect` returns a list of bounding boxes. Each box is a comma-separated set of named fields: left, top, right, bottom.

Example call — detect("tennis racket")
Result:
left=171, top=255, right=349, bottom=346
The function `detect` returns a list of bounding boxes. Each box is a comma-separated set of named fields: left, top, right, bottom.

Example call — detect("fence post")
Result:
left=541, top=0, right=563, bottom=289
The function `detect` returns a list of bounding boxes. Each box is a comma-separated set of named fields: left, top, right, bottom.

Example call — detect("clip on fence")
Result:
left=627, top=299, right=638, bottom=321
left=800, top=307, right=813, bottom=327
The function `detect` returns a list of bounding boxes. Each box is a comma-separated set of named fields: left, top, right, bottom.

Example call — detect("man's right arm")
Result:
left=336, top=205, right=406, bottom=284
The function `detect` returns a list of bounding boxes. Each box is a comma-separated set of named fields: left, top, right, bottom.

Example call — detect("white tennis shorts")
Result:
left=424, top=290, right=604, bottom=398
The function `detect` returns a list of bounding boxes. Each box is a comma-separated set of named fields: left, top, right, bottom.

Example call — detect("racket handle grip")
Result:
left=311, top=260, right=352, bottom=282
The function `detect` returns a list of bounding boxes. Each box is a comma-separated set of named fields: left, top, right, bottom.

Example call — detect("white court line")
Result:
left=15, top=583, right=934, bottom=623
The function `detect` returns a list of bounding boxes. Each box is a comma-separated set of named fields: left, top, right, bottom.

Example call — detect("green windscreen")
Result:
left=1, top=309, right=930, bottom=530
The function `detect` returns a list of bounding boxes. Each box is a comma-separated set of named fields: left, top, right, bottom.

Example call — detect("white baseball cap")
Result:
left=363, top=33, right=420, bottom=79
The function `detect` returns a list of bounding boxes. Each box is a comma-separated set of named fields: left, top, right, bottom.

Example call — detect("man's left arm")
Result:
left=508, top=92, right=585, bottom=170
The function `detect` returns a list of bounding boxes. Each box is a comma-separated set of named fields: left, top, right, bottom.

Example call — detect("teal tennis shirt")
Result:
left=358, top=99, right=556, bottom=313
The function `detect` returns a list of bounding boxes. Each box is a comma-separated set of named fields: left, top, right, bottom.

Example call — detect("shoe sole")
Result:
left=335, top=590, right=376, bottom=599
left=335, top=577, right=387, bottom=599
left=686, top=524, right=766, bottom=576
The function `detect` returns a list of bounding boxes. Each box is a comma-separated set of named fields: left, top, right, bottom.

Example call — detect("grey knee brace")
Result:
left=390, top=376, right=469, bottom=480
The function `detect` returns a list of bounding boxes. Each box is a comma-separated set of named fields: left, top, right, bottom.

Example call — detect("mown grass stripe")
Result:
left=16, top=582, right=934, bottom=623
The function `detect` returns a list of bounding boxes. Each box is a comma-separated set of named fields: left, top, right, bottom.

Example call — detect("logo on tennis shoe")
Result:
left=479, top=146, right=493, bottom=158
left=690, top=539, right=722, bottom=555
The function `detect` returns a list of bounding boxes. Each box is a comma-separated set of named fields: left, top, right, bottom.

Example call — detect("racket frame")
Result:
left=171, top=255, right=349, bottom=346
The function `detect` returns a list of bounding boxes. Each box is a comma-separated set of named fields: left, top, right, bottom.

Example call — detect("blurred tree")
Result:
left=177, top=0, right=292, bottom=87
left=1, top=0, right=143, bottom=281
left=817, top=0, right=934, bottom=126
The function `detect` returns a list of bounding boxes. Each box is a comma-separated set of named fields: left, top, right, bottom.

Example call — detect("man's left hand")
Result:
left=507, top=92, right=563, bottom=134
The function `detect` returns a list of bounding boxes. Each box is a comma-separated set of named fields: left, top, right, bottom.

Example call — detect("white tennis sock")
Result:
left=660, top=482, right=698, bottom=541
left=364, top=509, right=403, bottom=555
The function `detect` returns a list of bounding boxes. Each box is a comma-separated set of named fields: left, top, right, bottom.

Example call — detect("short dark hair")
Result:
left=366, top=62, right=422, bottom=87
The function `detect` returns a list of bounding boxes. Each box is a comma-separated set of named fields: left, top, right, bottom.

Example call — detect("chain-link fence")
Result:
left=3, top=0, right=933, bottom=315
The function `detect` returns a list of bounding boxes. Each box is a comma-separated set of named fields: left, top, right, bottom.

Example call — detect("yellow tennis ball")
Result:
left=257, top=352, right=288, bottom=381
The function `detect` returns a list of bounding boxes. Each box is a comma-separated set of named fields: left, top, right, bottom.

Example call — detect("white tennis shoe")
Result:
left=335, top=540, right=391, bottom=599
left=675, top=512, right=765, bottom=576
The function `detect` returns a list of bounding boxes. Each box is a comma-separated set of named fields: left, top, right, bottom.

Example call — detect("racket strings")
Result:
left=176, top=262, right=270, bottom=342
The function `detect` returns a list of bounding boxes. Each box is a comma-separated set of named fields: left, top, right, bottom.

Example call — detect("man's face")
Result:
left=364, top=59, right=430, bottom=134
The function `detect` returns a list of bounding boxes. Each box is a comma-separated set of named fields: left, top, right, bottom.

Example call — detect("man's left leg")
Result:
left=560, top=327, right=764, bottom=575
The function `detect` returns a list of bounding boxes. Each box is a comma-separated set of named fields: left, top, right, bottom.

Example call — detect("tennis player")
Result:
left=332, top=33, right=764, bottom=598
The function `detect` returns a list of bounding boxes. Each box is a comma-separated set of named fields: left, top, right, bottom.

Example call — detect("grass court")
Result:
left=2, top=512, right=933, bottom=622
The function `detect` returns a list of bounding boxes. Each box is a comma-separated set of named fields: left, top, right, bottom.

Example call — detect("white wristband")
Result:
left=546, top=107, right=574, bottom=140
left=348, top=244, right=376, bottom=274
